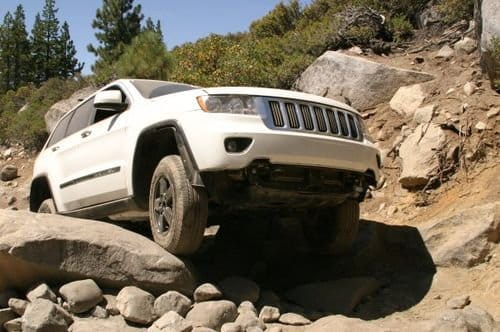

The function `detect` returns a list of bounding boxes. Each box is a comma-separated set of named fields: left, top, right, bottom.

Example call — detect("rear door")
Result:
left=55, top=85, right=131, bottom=212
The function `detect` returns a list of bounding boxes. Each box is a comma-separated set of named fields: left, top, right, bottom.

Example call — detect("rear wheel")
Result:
left=303, top=200, right=360, bottom=255
left=149, top=155, right=208, bottom=255
left=38, top=198, right=57, bottom=214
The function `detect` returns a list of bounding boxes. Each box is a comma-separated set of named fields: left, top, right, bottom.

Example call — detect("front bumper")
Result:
left=179, top=112, right=382, bottom=183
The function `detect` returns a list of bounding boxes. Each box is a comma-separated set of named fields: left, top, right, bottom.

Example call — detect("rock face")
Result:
left=390, top=84, right=427, bottom=117
left=398, top=124, right=447, bottom=189
left=477, top=0, right=500, bottom=86
left=0, top=210, right=195, bottom=295
left=44, top=87, right=97, bottom=133
left=294, top=51, right=434, bottom=111
left=285, top=278, right=380, bottom=314
left=419, top=203, right=500, bottom=267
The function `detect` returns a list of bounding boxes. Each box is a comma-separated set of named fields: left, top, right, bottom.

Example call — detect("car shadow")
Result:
left=191, top=214, right=436, bottom=320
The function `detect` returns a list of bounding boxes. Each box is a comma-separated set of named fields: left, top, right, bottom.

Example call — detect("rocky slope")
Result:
left=0, top=20, right=499, bottom=332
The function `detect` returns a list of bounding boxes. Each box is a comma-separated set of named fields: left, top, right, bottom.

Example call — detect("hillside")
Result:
left=0, top=0, right=500, bottom=331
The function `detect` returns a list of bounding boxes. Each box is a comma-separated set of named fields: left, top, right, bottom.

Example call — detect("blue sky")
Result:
left=0, top=0, right=312, bottom=74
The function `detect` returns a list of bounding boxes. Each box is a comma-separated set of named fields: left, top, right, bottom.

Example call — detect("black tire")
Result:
left=148, top=155, right=208, bottom=255
left=303, top=200, right=360, bottom=255
left=38, top=198, right=57, bottom=214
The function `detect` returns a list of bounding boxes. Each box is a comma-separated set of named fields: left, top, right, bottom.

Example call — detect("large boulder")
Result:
left=398, top=124, right=447, bottom=189
left=419, top=202, right=500, bottom=267
left=285, top=278, right=380, bottom=314
left=476, top=0, right=500, bottom=87
left=294, top=51, right=434, bottom=111
left=44, top=87, right=97, bottom=133
left=0, top=210, right=195, bottom=295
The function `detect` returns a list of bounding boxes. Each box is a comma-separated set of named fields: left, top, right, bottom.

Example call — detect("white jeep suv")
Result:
left=30, top=79, right=381, bottom=255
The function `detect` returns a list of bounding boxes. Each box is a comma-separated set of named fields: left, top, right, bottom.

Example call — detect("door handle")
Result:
left=51, top=146, right=60, bottom=152
left=81, top=130, right=92, bottom=138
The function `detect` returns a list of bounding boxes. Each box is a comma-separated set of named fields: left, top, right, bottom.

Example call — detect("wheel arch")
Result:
left=29, top=176, right=54, bottom=212
left=131, top=120, right=204, bottom=209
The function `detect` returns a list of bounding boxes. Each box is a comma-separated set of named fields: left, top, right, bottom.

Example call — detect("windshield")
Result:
left=131, top=79, right=198, bottom=99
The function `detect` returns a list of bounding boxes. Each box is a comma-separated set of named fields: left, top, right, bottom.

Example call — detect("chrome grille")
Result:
left=266, top=99, right=362, bottom=141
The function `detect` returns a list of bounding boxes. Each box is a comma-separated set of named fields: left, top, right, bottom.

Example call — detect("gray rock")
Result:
left=69, top=315, right=147, bottom=332
left=259, top=306, right=280, bottom=323
left=0, top=210, right=195, bottom=295
left=0, top=166, right=17, bottom=182
left=478, top=0, right=500, bottom=86
left=148, top=311, right=193, bottom=332
left=285, top=277, right=380, bottom=314
left=26, top=283, right=57, bottom=303
left=294, top=51, right=434, bottom=111
left=486, top=108, right=499, bottom=118
left=103, top=294, right=119, bottom=315
left=463, top=82, right=479, bottom=96
left=44, top=87, right=98, bottom=133
left=237, top=301, right=257, bottom=316
left=235, top=311, right=265, bottom=331
left=116, top=286, right=155, bottom=325
left=246, top=327, right=264, bottom=332
left=218, top=277, right=260, bottom=304
left=154, top=291, right=192, bottom=318
left=446, top=295, right=471, bottom=309
left=435, top=45, right=455, bottom=59
left=0, top=309, right=16, bottom=332
left=454, top=37, right=477, bottom=55
left=307, top=315, right=383, bottom=331
left=192, top=328, right=217, bottom=332
left=194, top=283, right=222, bottom=303
left=398, top=124, right=447, bottom=189
left=419, top=203, right=500, bottom=267
left=185, top=300, right=238, bottom=331
left=90, top=305, right=109, bottom=319
left=3, top=317, right=22, bottom=332
left=428, top=305, right=498, bottom=332
left=413, top=105, right=437, bottom=124
left=390, top=84, right=427, bottom=117
left=22, top=299, right=70, bottom=332
left=278, top=313, right=311, bottom=326
left=59, top=279, right=103, bottom=313
left=7, top=298, right=28, bottom=316
left=221, top=323, right=242, bottom=332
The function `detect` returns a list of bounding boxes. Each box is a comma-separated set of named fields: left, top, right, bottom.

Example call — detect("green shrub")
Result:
left=437, top=0, right=474, bottom=24
left=388, top=16, right=413, bottom=43
left=249, top=0, right=302, bottom=38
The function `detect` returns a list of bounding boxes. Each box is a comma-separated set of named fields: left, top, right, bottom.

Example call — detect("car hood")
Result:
left=201, top=87, right=359, bottom=114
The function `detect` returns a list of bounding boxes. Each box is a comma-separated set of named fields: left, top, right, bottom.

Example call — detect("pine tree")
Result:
left=58, top=22, right=83, bottom=78
left=31, top=0, right=61, bottom=83
left=11, top=5, right=31, bottom=88
left=144, top=17, right=163, bottom=39
left=0, top=12, right=14, bottom=91
left=88, top=0, right=144, bottom=68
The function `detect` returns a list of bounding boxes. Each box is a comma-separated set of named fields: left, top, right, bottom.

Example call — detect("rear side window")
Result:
left=66, top=97, right=95, bottom=137
left=47, top=115, right=71, bottom=148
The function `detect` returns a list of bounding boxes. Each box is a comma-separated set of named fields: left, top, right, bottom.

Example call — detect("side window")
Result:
left=46, top=115, right=71, bottom=148
left=92, top=86, right=128, bottom=124
left=66, top=97, right=95, bottom=137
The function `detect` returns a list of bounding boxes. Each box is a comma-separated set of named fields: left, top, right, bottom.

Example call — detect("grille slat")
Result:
left=300, top=105, right=314, bottom=130
left=269, top=101, right=285, bottom=127
left=326, top=108, right=339, bottom=135
left=285, top=103, right=300, bottom=129
left=313, top=106, right=327, bottom=132
left=267, top=99, right=362, bottom=142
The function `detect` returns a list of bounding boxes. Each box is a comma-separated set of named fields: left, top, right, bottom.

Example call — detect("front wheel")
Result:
left=149, top=155, right=208, bottom=255
left=38, top=198, right=57, bottom=214
left=303, top=200, right=360, bottom=255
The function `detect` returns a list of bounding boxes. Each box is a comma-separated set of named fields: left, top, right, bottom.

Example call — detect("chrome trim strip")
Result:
left=60, top=166, right=121, bottom=189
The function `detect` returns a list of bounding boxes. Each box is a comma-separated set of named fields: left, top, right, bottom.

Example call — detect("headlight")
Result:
left=356, top=115, right=375, bottom=143
left=197, top=95, right=259, bottom=115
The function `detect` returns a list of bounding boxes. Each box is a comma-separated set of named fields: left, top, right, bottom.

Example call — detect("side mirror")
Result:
left=94, top=90, right=127, bottom=111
